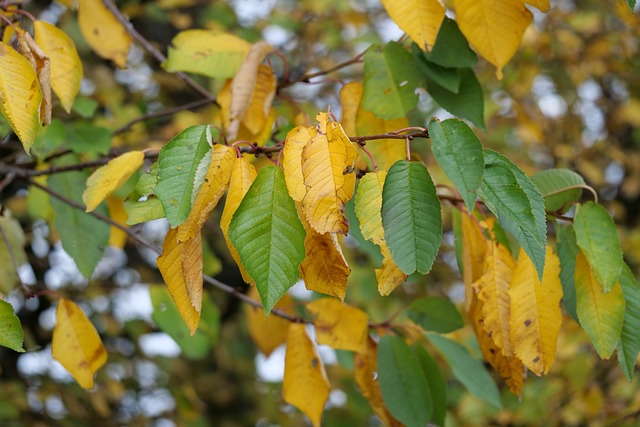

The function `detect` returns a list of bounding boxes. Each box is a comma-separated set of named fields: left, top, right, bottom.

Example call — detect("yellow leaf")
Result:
left=283, top=323, right=330, bottom=427
left=34, top=20, right=83, bottom=113
left=245, top=287, right=294, bottom=356
left=300, top=112, right=358, bottom=234
left=454, top=0, right=533, bottom=79
left=306, top=298, right=368, bottom=352
left=0, top=42, right=42, bottom=152
left=473, top=240, right=516, bottom=357
left=177, top=145, right=234, bottom=242
left=241, top=63, right=276, bottom=135
left=83, top=151, right=144, bottom=212
left=523, top=0, right=550, bottom=12
left=52, top=298, right=107, bottom=389
left=354, top=338, right=402, bottom=426
left=220, top=156, right=257, bottom=284
left=282, top=126, right=312, bottom=202
left=575, top=251, right=626, bottom=359
left=380, top=0, right=445, bottom=51
left=16, top=27, right=51, bottom=125
left=106, top=196, right=127, bottom=249
left=157, top=228, right=201, bottom=334
left=509, top=246, right=563, bottom=376
left=339, top=82, right=360, bottom=136
left=376, top=243, right=408, bottom=296
left=78, top=0, right=132, bottom=68
left=181, top=232, right=203, bottom=314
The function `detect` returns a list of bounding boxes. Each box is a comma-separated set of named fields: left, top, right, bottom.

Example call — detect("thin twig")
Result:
left=113, top=98, right=215, bottom=135
left=278, top=51, right=365, bottom=89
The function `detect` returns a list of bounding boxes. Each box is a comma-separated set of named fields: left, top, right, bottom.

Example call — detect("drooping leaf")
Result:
left=617, top=264, right=640, bottom=380
left=0, top=215, right=27, bottom=294
left=49, top=169, right=110, bottom=278
left=245, top=287, right=294, bottom=356
left=412, top=344, right=447, bottom=427
left=77, top=0, right=131, bottom=68
left=0, top=42, right=42, bottom=152
left=427, top=333, right=502, bottom=409
left=150, top=284, right=220, bottom=360
left=413, top=46, right=461, bottom=93
left=379, top=0, right=445, bottom=50
left=573, top=201, right=623, bottom=293
left=155, top=125, right=212, bottom=228
left=454, top=0, right=533, bottom=79
left=283, top=323, right=330, bottom=427
left=240, top=63, right=277, bottom=135
left=300, top=113, right=358, bottom=234
left=575, top=251, right=625, bottom=359
left=220, top=157, right=257, bottom=285
left=52, top=298, right=107, bottom=389
left=106, top=196, right=128, bottom=249
left=408, top=297, right=464, bottom=333
left=34, top=20, right=83, bottom=112
left=0, top=299, right=24, bottom=352
left=428, top=118, right=484, bottom=212
left=426, top=67, right=485, bottom=130
left=16, top=27, right=51, bottom=125
left=478, top=149, right=547, bottom=280
left=424, top=17, right=477, bottom=68
left=362, top=42, right=422, bottom=119
left=282, top=126, right=312, bottom=202
left=163, top=29, right=251, bottom=80
left=229, top=166, right=306, bottom=313
left=382, top=160, right=442, bottom=275
left=83, top=151, right=145, bottom=212
left=376, top=244, right=408, bottom=296
left=555, top=223, right=579, bottom=321
left=509, top=247, right=563, bottom=376
left=306, top=298, right=368, bottom=352
left=530, top=169, right=585, bottom=213
left=377, top=335, right=432, bottom=427
left=459, top=211, right=487, bottom=310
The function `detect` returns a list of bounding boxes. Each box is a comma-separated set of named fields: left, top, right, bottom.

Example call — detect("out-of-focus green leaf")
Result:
left=555, top=223, right=579, bottom=322
left=0, top=299, right=24, bottom=352
left=426, top=67, right=485, bottom=130
left=0, top=215, right=27, bottom=294
left=408, top=297, right=464, bottom=333
left=412, top=344, right=447, bottom=427
left=425, top=17, right=477, bottom=68
left=617, top=264, right=640, bottom=381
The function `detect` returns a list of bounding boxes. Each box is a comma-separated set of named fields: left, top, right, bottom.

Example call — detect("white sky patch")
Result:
left=112, top=283, right=153, bottom=322
left=139, top=333, right=181, bottom=358
left=255, top=345, right=285, bottom=382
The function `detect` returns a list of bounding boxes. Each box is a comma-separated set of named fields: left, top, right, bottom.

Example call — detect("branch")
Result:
left=278, top=51, right=365, bottom=90
left=113, top=98, right=215, bottom=135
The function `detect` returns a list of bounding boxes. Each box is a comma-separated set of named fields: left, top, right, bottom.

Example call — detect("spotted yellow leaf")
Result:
left=34, top=20, right=83, bottom=113
left=509, top=246, right=563, bottom=376
left=220, top=156, right=257, bottom=285
left=52, top=298, right=107, bottom=389
left=380, top=0, right=446, bottom=51
left=0, top=42, right=42, bottom=152
left=282, top=126, right=312, bottom=202
left=306, top=298, right=368, bottom=352
left=78, top=0, right=132, bottom=68
left=245, top=287, right=294, bottom=356
left=283, top=323, right=330, bottom=427
left=83, top=151, right=144, bottom=212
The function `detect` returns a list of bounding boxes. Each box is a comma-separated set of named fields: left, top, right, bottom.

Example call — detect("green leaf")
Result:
left=377, top=336, right=432, bottom=427
left=124, top=198, right=164, bottom=225
left=530, top=169, right=585, bottom=213
left=425, top=17, right=477, bottom=68
left=0, top=299, right=25, bottom=352
left=30, top=119, right=66, bottom=160
left=155, top=125, right=212, bottom=227
left=128, top=162, right=159, bottom=201
left=427, top=333, right=502, bottom=409
left=408, top=297, right=464, bottom=333
left=555, top=223, right=579, bottom=322
left=628, top=0, right=636, bottom=11
left=150, top=285, right=220, bottom=360
left=573, top=201, right=623, bottom=293
left=71, top=97, right=99, bottom=118
left=0, top=215, right=27, bottom=294
left=413, top=45, right=460, bottom=93
left=412, top=344, right=447, bottom=427
left=428, top=118, right=484, bottom=213
left=382, top=160, right=442, bottom=275
left=229, top=166, right=306, bottom=314
left=617, top=264, right=640, bottom=381
left=48, top=167, right=110, bottom=278
left=478, top=149, right=546, bottom=280
left=67, top=122, right=112, bottom=155
left=362, top=42, right=422, bottom=119
left=426, top=68, right=485, bottom=130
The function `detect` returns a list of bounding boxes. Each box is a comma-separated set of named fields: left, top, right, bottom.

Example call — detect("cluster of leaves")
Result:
left=0, top=0, right=639, bottom=425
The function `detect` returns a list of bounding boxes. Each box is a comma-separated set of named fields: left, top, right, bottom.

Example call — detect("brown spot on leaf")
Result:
left=533, top=356, right=540, bottom=363
left=524, top=319, right=532, bottom=327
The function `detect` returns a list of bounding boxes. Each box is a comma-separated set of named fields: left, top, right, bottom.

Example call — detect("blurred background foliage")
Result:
left=1, top=0, right=640, bottom=425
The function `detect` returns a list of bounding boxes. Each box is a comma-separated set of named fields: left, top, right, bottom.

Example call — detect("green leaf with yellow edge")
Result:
left=575, top=251, right=625, bottom=359
left=408, top=297, right=464, bottom=333
left=0, top=42, right=42, bottom=152
left=34, top=20, right=83, bottom=113
left=0, top=299, right=25, bottom=353
left=453, top=0, right=533, bottom=79
left=283, top=323, right=330, bottom=427
left=83, top=151, right=145, bottom=212
left=378, top=335, right=432, bottom=427
left=78, top=0, right=131, bottom=68
left=363, top=42, right=422, bottom=120
left=0, top=215, right=27, bottom=294
left=382, top=160, right=442, bottom=275
left=306, top=298, right=368, bottom=352
left=530, top=169, right=585, bottom=213
left=478, top=149, right=546, bottom=280
left=424, top=17, right=477, bottom=68
left=428, top=118, right=484, bottom=212
left=52, top=298, right=107, bottom=389
left=555, top=223, right=579, bottom=321
left=156, top=125, right=212, bottom=228
left=617, top=264, right=640, bottom=380
left=229, top=166, right=306, bottom=314
left=163, top=29, right=251, bottom=80
left=509, top=247, right=563, bottom=376
left=573, top=201, right=623, bottom=293
left=380, top=0, right=445, bottom=51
